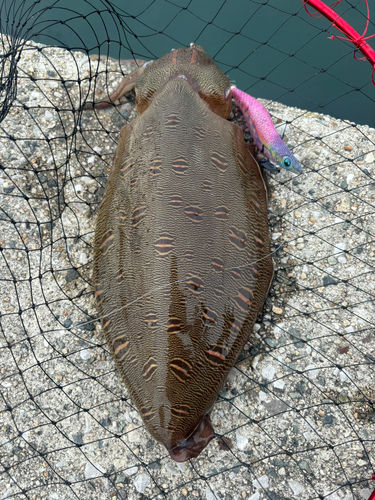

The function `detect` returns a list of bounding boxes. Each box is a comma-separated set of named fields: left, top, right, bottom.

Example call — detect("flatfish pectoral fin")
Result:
left=82, top=63, right=147, bottom=110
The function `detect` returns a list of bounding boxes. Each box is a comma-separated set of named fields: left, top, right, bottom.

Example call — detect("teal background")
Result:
left=3, top=0, right=375, bottom=126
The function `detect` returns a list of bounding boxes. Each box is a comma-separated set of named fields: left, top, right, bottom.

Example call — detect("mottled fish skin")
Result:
left=91, top=45, right=273, bottom=462
left=231, top=87, right=303, bottom=174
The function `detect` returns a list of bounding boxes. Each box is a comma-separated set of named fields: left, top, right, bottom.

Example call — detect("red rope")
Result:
left=367, top=473, right=375, bottom=500
left=303, top=0, right=375, bottom=84
left=303, top=0, right=343, bottom=19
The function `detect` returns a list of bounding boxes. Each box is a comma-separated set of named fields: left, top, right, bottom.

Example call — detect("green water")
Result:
left=3, top=0, right=375, bottom=126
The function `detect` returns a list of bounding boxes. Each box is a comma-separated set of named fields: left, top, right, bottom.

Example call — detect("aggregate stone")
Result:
left=248, top=493, right=260, bottom=500
left=1, top=488, right=13, bottom=499
left=267, top=468, right=277, bottom=479
left=205, top=488, right=220, bottom=500
left=262, top=365, right=276, bottom=381
left=278, top=420, right=290, bottom=430
left=165, top=462, right=179, bottom=476
left=359, top=489, right=372, bottom=499
left=85, top=462, right=106, bottom=479
left=72, top=433, right=83, bottom=444
left=323, top=275, right=337, bottom=286
left=80, top=349, right=91, bottom=360
left=65, top=268, right=80, bottom=283
left=124, top=466, right=138, bottom=476
left=265, top=338, right=277, bottom=347
left=77, top=318, right=96, bottom=331
left=323, top=415, right=334, bottom=425
left=259, top=390, right=267, bottom=401
left=235, top=432, right=249, bottom=451
left=289, top=481, right=304, bottom=496
left=365, top=152, right=374, bottom=162
left=252, top=475, right=269, bottom=489
left=337, top=368, right=350, bottom=382
left=298, top=460, right=312, bottom=473
left=303, top=431, right=314, bottom=441
left=133, top=474, right=150, bottom=493
left=176, top=462, right=185, bottom=472
left=289, top=392, right=302, bottom=400
left=79, top=252, right=88, bottom=265
left=263, top=400, right=289, bottom=415
left=273, top=379, right=285, bottom=390
left=305, top=364, right=319, bottom=378
left=324, top=494, right=340, bottom=500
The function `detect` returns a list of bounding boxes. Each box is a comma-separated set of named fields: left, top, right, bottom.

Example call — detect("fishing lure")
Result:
left=231, top=87, right=303, bottom=175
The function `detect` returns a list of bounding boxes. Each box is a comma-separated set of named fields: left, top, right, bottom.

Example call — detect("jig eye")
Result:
left=283, top=156, right=292, bottom=168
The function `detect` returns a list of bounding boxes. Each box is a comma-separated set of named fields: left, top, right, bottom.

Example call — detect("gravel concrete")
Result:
left=0, top=38, right=374, bottom=500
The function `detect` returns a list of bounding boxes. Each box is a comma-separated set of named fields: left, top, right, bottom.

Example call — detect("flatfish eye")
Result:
left=283, top=156, right=292, bottom=168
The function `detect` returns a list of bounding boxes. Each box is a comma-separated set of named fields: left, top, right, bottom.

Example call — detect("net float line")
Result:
left=303, top=0, right=375, bottom=83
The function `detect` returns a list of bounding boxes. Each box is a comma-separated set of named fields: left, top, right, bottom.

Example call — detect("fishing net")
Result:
left=0, top=0, right=374, bottom=499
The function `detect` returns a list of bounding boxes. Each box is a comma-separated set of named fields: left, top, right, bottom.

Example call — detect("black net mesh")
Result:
left=0, top=1, right=374, bottom=499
